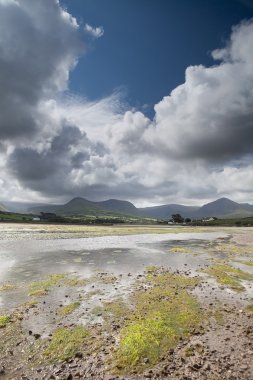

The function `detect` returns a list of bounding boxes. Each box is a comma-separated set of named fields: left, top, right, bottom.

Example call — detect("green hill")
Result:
left=6, top=196, right=253, bottom=220
left=29, top=197, right=137, bottom=218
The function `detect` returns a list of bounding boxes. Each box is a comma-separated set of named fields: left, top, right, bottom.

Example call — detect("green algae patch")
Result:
left=28, top=273, right=88, bottom=297
left=57, top=302, right=80, bottom=317
left=168, top=247, right=192, bottom=253
left=43, top=326, right=89, bottom=362
left=112, top=270, right=203, bottom=373
left=146, top=271, right=200, bottom=288
left=28, top=273, right=67, bottom=296
left=243, top=261, right=253, bottom=266
left=0, top=315, right=10, bottom=328
left=0, top=283, right=16, bottom=291
left=103, top=300, right=130, bottom=319
left=92, top=299, right=130, bottom=323
left=29, top=289, right=48, bottom=297
left=215, top=243, right=253, bottom=258
left=203, top=262, right=253, bottom=292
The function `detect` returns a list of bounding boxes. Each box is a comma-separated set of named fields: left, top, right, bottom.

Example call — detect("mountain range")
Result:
left=1, top=197, right=253, bottom=220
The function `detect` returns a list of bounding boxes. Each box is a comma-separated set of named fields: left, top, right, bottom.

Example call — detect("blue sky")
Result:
left=61, top=0, right=253, bottom=116
left=1, top=0, right=253, bottom=206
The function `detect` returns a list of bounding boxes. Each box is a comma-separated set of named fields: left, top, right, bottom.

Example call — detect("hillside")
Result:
left=140, top=198, right=253, bottom=220
left=29, top=197, right=138, bottom=218
left=29, top=198, right=107, bottom=216
left=193, top=197, right=253, bottom=219
left=138, top=204, right=199, bottom=219
left=97, top=199, right=139, bottom=216
left=4, top=196, right=253, bottom=220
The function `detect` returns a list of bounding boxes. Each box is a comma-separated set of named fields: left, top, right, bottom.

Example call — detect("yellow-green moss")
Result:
left=145, top=266, right=157, bottom=273
left=168, top=247, right=191, bottom=253
left=43, top=326, right=89, bottom=362
left=243, top=261, right=253, bottom=266
left=28, top=273, right=88, bottom=297
left=203, top=263, right=253, bottom=292
left=146, top=271, right=200, bottom=288
left=0, top=283, right=16, bottom=291
left=113, top=270, right=203, bottom=373
left=57, top=302, right=80, bottom=317
left=0, top=315, right=10, bottom=328
left=116, top=317, right=178, bottom=368
left=28, top=273, right=67, bottom=296
left=28, top=289, right=48, bottom=297
left=92, top=299, right=130, bottom=322
left=215, top=243, right=253, bottom=257
left=103, top=300, right=130, bottom=319
left=245, top=303, right=253, bottom=316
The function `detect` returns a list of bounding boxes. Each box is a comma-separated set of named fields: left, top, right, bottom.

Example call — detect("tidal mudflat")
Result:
left=0, top=224, right=253, bottom=379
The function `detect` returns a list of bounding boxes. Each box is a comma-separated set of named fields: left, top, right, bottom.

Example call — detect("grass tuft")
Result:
left=43, top=326, right=89, bottom=362
left=28, top=273, right=88, bottom=297
left=57, top=302, right=80, bottom=317
left=0, top=315, right=10, bottom=328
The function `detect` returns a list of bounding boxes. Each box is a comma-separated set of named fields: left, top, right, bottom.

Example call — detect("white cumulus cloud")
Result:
left=84, top=23, right=104, bottom=38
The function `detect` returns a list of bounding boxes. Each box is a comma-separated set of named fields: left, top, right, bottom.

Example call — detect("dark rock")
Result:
left=0, top=367, right=5, bottom=376
left=191, top=362, right=202, bottom=371
left=75, top=352, right=83, bottom=359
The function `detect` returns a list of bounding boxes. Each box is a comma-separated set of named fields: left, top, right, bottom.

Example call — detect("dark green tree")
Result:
left=171, top=214, right=184, bottom=223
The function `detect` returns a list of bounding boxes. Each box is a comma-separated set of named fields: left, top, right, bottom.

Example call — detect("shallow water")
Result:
left=0, top=228, right=226, bottom=284
left=0, top=224, right=229, bottom=315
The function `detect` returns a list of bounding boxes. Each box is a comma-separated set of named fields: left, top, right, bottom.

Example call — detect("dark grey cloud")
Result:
left=0, top=0, right=82, bottom=139
left=51, top=125, right=84, bottom=153
left=8, top=123, right=93, bottom=183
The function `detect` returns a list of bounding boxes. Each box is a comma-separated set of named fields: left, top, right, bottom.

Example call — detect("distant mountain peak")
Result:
left=67, top=197, right=88, bottom=202
left=5, top=196, right=253, bottom=220
left=212, top=197, right=236, bottom=203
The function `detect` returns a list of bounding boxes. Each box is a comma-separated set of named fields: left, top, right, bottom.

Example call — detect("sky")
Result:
left=0, top=0, right=253, bottom=207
